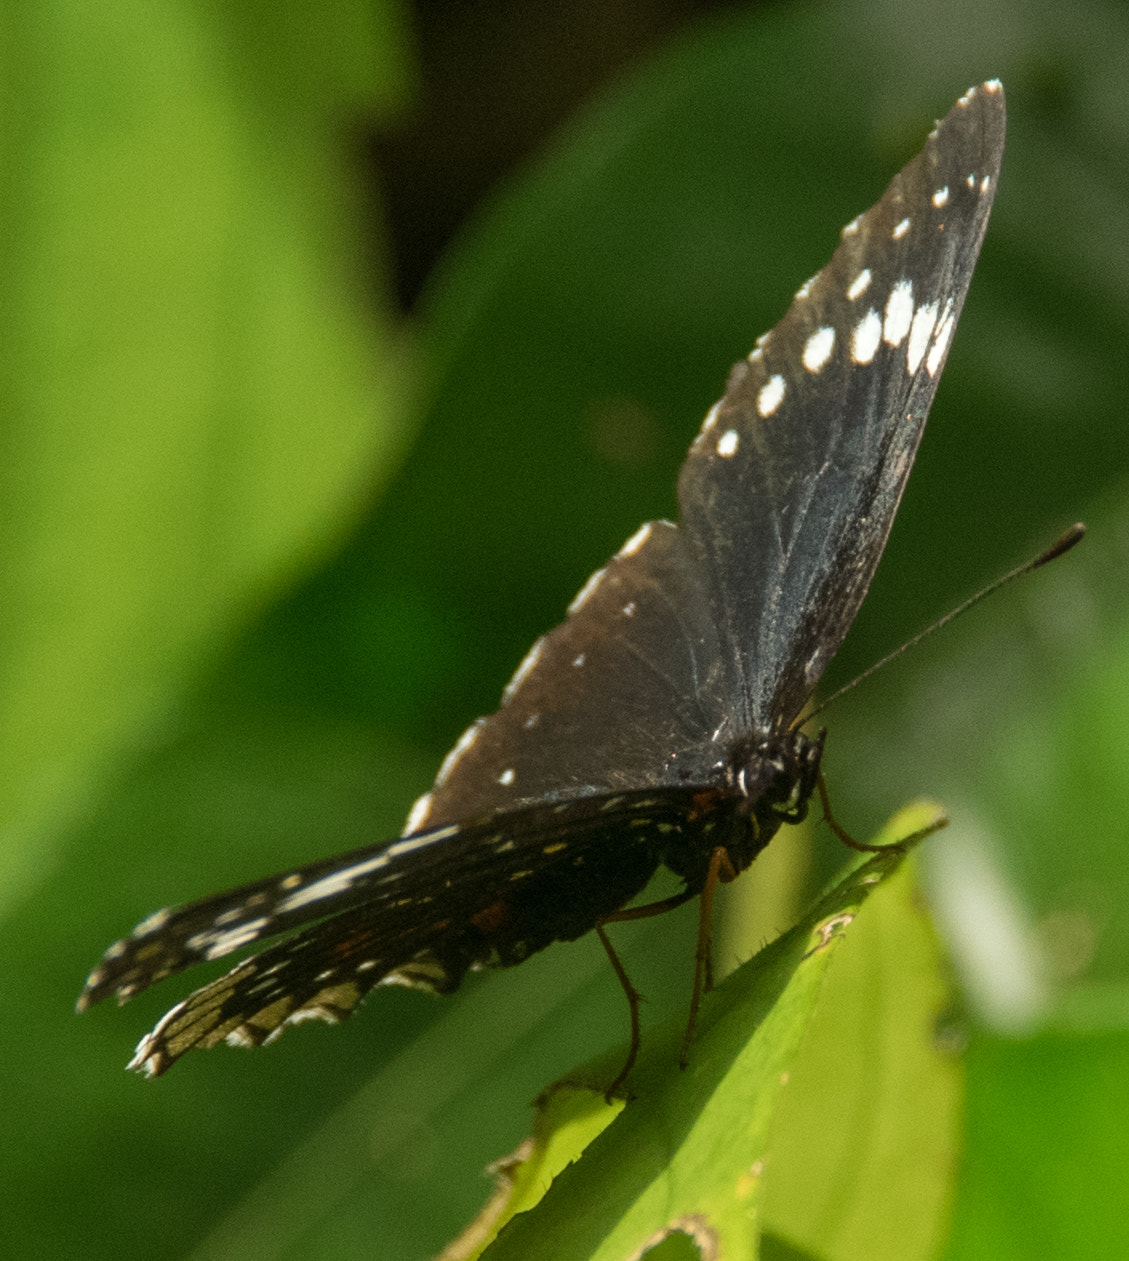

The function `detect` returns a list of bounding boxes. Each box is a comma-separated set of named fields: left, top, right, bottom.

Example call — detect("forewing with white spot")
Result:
left=675, top=82, right=1005, bottom=729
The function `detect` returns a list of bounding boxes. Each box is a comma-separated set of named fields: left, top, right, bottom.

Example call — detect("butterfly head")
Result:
left=731, top=726, right=825, bottom=828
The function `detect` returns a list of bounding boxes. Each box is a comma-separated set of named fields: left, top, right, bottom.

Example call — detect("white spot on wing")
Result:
left=435, top=720, right=483, bottom=787
left=757, top=375, right=785, bottom=417
left=980, top=174, right=992, bottom=194
left=892, top=216, right=910, bottom=240
left=567, top=566, right=606, bottom=615
left=716, top=428, right=739, bottom=457
left=966, top=172, right=976, bottom=189
left=846, top=268, right=872, bottom=301
left=276, top=850, right=400, bottom=912
left=883, top=280, right=914, bottom=346
left=403, top=792, right=432, bottom=835
left=502, top=639, right=544, bottom=702
left=498, top=768, right=515, bottom=786
left=850, top=309, right=882, bottom=364
left=906, top=301, right=939, bottom=374
left=926, top=300, right=957, bottom=376
left=700, top=401, right=721, bottom=434
left=387, top=825, right=459, bottom=859
left=572, top=653, right=585, bottom=668
left=132, top=908, right=171, bottom=938
left=190, top=918, right=269, bottom=959
left=841, top=214, right=861, bottom=237
left=801, top=326, right=835, bottom=372
left=618, top=523, right=651, bottom=557
left=795, top=272, right=819, bottom=300
left=932, top=186, right=950, bottom=208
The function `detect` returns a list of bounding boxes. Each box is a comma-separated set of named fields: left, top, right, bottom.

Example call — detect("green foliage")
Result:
left=461, top=808, right=946, bottom=1260
left=3, top=2, right=1129, bottom=1259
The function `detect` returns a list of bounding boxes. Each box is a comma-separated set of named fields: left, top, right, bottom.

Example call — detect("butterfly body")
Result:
left=80, top=82, right=1007, bottom=1077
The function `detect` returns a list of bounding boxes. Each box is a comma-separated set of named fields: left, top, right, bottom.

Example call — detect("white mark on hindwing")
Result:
left=275, top=848, right=405, bottom=913
left=892, top=216, right=910, bottom=240
left=132, top=908, right=171, bottom=938
left=502, top=639, right=544, bottom=702
left=386, top=826, right=459, bottom=859
left=716, top=428, right=739, bottom=457
left=498, top=768, right=515, bottom=786
left=403, top=792, right=432, bottom=835
left=846, top=268, right=872, bottom=301
left=618, top=523, right=651, bottom=557
left=188, top=918, right=269, bottom=959
left=757, top=375, right=785, bottom=417
left=932, top=186, right=950, bottom=208
left=700, top=400, right=721, bottom=435
left=567, top=567, right=606, bottom=615
left=435, top=720, right=484, bottom=787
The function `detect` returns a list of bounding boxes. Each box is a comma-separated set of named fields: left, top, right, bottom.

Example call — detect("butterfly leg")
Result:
left=817, top=773, right=898, bottom=853
left=817, top=772, right=948, bottom=854
left=597, top=885, right=699, bottom=1098
left=681, top=845, right=737, bottom=1068
left=595, top=923, right=644, bottom=1100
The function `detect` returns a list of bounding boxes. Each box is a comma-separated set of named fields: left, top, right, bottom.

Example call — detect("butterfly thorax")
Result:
left=659, top=726, right=824, bottom=888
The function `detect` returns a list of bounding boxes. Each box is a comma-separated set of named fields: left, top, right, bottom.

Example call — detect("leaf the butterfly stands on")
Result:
left=80, top=82, right=1007, bottom=1081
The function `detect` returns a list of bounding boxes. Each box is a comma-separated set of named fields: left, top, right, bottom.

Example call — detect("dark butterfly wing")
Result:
left=679, top=83, right=1005, bottom=730
left=411, top=519, right=729, bottom=831
left=413, top=82, right=1006, bottom=831
left=81, top=787, right=706, bottom=1073
left=80, top=84, right=1008, bottom=1075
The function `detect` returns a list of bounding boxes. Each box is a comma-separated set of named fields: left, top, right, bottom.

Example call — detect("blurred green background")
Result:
left=3, top=1, right=1128, bottom=1258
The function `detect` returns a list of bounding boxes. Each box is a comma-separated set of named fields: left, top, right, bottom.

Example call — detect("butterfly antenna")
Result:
left=806, top=522, right=1085, bottom=721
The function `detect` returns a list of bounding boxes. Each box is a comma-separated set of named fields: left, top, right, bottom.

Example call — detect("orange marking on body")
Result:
left=690, top=788, right=723, bottom=818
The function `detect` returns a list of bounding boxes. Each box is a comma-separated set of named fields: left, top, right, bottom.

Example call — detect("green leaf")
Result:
left=944, top=1030, right=1129, bottom=1260
left=0, top=0, right=411, bottom=917
left=452, top=804, right=945, bottom=1261
left=761, top=854, right=962, bottom=1261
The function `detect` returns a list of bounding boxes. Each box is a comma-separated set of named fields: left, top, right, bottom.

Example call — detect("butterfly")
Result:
left=80, top=82, right=1006, bottom=1085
